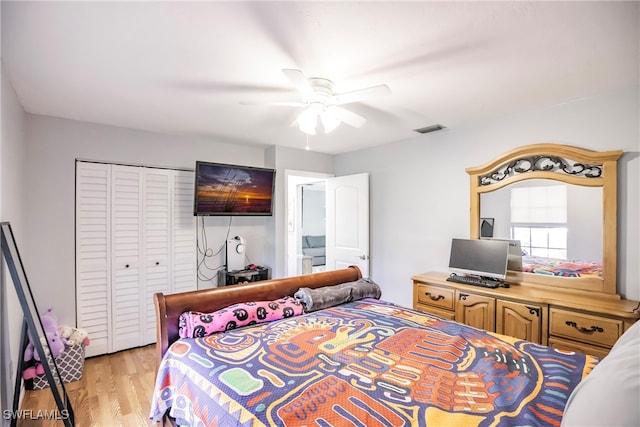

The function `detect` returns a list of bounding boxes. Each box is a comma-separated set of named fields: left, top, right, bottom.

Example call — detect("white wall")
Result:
left=23, top=115, right=277, bottom=326
left=335, top=87, right=640, bottom=306
left=194, top=215, right=274, bottom=289
left=1, top=61, right=27, bottom=422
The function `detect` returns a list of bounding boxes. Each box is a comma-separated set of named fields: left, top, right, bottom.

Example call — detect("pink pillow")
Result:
left=178, top=296, right=304, bottom=338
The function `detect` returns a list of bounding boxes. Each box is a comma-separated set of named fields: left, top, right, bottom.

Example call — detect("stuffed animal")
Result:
left=22, top=308, right=65, bottom=380
left=22, top=361, right=44, bottom=380
left=59, top=325, right=90, bottom=347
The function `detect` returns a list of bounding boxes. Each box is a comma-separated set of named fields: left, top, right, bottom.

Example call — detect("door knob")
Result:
left=359, top=255, right=369, bottom=260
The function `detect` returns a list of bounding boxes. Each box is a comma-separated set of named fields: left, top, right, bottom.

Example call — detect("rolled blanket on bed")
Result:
left=294, top=278, right=381, bottom=312
left=178, top=296, right=304, bottom=338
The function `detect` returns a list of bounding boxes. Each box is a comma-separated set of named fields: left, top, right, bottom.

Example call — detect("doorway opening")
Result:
left=285, top=170, right=371, bottom=278
left=285, top=170, right=331, bottom=277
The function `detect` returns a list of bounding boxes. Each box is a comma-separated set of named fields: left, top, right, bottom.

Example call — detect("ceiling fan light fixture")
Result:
left=274, top=68, right=387, bottom=136
left=320, top=111, right=340, bottom=133
left=297, top=108, right=318, bottom=135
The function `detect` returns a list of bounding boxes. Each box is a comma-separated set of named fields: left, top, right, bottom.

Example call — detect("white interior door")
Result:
left=75, top=162, right=111, bottom=357
left=110, top=165, right=143, bottom=353
left=325, top=173, right=370, bottom=277
left=142, top=168, right=171, bottom=345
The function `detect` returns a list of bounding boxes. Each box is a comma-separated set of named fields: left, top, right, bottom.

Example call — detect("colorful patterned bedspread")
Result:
left=522, top=255, right=603, bottom=278
left=150, top=299, right=598, bottom=427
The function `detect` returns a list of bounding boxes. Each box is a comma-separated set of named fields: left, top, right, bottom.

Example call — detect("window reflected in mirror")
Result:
left=481, top=179, right=603, bottom=278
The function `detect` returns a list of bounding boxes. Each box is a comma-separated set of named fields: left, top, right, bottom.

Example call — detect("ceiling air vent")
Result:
left=414, top=124, right=446, bottom=134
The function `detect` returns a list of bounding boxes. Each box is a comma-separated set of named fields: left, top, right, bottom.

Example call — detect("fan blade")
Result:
left=282, top=69, right=315, bottom=98
left=327, top=106, right=367, bottom=128
left=170, top=80, right=290, bottom=94
left=240, top=101, right=306, bottom=107
left=332, top=84, right=391, bottom=105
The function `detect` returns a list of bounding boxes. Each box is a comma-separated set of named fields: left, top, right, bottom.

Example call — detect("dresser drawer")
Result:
left=415, top=283, right=455, bottom=311
left=415, top=303, right=456, bottom=321
left=548, top=337, right=610, bottom=359
left=549, top=308, right=623, bottom=348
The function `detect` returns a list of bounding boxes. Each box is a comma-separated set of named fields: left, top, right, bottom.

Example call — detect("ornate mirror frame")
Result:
left=466, top=143, right=622, bottom=296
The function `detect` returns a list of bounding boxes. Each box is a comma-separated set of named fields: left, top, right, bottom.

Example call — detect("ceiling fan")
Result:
left=265, top=69, right=391, bottom=135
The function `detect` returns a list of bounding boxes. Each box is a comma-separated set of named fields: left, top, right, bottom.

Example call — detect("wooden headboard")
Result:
left=153, top=266, right=362, bottom=367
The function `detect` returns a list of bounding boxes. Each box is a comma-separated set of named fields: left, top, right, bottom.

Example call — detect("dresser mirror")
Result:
left=466, top=144, right=622, bottom=296
left=481, top=180, right=603, bottom=264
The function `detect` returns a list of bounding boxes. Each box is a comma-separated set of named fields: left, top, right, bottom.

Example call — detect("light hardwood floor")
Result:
left=18, top=344, right=156, bottom=427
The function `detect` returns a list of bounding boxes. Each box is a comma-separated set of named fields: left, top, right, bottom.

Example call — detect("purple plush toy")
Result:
left=23, top=308, right=65, bottom=380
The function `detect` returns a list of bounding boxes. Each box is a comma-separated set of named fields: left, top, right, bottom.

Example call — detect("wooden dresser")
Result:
left=413, top=271, right=640, bottom=357
left=434, top=143, right=640, bottom=357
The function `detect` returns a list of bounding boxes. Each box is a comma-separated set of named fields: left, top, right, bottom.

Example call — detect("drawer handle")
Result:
left=565, top=321, right=604, bottom=334
left=425, top=292, right=445, bottom=301
left=459, top=293, right=469, bottom=301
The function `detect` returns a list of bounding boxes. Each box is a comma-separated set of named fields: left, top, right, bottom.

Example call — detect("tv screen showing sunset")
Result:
left=194, top=162, right=275, bottom=215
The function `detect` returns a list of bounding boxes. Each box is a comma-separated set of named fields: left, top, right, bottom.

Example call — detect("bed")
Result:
left=150, top=267, right=635, bottom=427
left=522, top=255, right=603, bottom=278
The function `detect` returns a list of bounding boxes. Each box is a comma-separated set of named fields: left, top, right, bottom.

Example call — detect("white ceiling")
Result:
left=2, top=1, right=638, bottom=155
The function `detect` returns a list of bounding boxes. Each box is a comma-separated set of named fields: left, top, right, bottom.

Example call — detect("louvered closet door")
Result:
left=75, top=162, right=111, bottom=358
left=77, top=163, right=197, bottom=355
left=110, top=165, right=143, bottom=352
left=172, top=170, right=197, bottom=294
left=142, top=169, right=171, bottom=345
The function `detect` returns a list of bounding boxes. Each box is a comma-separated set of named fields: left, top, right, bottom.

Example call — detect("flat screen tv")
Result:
left=194, top=161, right=276, bottom=216
left=448, top=238, right=510, bottom=280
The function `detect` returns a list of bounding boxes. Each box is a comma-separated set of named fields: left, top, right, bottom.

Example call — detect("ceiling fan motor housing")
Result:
left=306, top=78, right=333, bottom=104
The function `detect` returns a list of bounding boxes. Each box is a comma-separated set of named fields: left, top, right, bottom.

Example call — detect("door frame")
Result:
left=284, top=170, right=332, bottom=277
left=284, top=170, right=370, bottom=278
